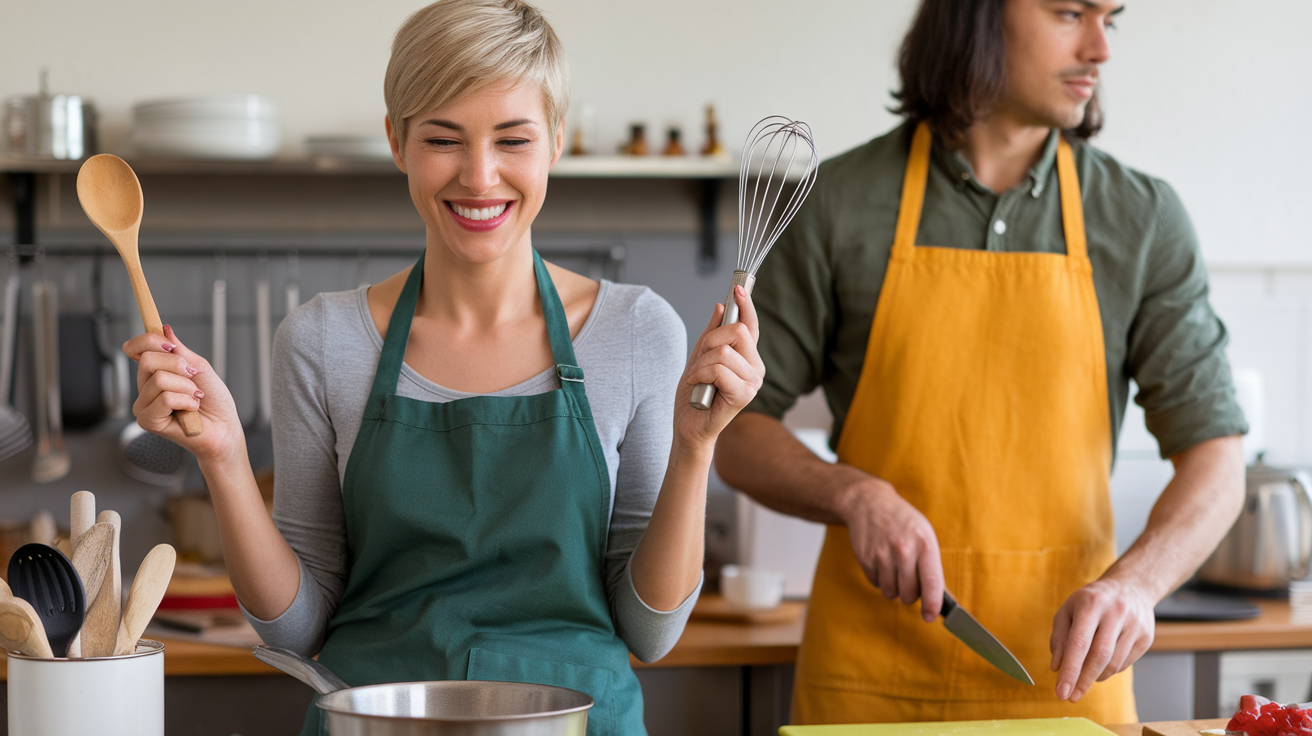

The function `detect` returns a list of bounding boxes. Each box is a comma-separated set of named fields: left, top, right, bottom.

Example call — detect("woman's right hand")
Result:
left=123, top=324, right=246, bottom=465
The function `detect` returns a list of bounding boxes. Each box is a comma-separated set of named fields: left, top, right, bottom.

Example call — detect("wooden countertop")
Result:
left=1104, top=719, right=1228, bottom=736
left=2, top=598, right=1307, bottom=679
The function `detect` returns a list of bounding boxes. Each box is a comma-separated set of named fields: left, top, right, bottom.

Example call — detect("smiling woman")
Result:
left=120, top=2, right=766, bottom=735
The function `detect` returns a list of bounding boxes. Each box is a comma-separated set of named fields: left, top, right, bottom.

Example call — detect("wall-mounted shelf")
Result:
left=2, top=155, right=736, bottom=270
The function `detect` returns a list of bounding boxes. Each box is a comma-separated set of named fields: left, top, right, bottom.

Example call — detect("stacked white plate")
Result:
left=132, top=95, right=280, bottom=159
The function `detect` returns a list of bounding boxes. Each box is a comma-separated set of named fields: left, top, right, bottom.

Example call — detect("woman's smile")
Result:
left=445, top=199, right=515, bottom=232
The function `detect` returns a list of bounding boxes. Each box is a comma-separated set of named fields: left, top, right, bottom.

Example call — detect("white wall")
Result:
left=4, top=0, right=1309, bottom=266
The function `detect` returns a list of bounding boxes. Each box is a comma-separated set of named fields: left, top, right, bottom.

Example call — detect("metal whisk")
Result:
left=691, top=116, right=819, bottom=410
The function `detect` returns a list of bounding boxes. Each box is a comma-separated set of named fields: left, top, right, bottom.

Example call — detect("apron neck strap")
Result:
left=1054, top=135, right=1088, bottom=262
left=891, top=122, right=1088, bottom=263
left=370, top=249, right=585, bottom=398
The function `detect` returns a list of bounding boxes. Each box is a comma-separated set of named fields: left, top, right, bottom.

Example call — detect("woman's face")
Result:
left=387, top=81, right=563, bottom=265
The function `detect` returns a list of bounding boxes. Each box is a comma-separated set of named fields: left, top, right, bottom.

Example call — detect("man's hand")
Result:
left=1049, top=577, right=1155, bottom=702
left=840, top=478, right=946, bottom=622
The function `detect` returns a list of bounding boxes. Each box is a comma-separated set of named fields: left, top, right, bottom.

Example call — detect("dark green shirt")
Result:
left=747, top=122, right=1247, bottom=460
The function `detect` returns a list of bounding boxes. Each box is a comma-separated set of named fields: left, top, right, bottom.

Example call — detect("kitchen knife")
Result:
left=941, top=591, right=1034, bottom=685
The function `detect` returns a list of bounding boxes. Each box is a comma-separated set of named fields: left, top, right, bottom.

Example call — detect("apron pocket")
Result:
left=467, top=647, right=614, bottom=734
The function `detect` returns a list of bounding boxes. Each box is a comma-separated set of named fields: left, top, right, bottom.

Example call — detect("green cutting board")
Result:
left=781, top=717, right=1118, bottom=736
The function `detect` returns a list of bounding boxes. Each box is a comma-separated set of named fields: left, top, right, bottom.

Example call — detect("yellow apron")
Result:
left=792, top=123, right=1137, bottom=724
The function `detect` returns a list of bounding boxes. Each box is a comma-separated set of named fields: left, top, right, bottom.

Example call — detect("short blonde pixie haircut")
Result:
left=384, top=0, right=570, bottom=151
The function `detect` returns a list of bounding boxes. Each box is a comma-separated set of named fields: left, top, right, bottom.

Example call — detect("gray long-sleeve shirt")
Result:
left=243, top=278, right=701, bottom=664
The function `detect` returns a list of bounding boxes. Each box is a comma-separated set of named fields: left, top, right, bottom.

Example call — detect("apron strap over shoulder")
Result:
left=370, top=253, right=426, bottom=398
left=1055, top=137, right=1089, bottom=264
left=531, top=250, right=587, bottom=386
left=891, top=123, right=933, bottom=260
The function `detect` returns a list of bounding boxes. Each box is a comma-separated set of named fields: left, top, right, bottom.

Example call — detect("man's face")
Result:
left=999, top=0, right=1122, bottom=129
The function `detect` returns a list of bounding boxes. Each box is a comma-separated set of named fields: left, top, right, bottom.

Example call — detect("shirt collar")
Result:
left=935, top=128, right=1061, bottom=198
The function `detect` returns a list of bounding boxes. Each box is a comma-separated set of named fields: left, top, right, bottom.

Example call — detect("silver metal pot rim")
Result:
left=315, top=679, right=593, bottom=723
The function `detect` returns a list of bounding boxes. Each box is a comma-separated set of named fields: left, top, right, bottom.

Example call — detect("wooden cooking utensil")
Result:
left=0, top=597, right=54, bottom=658
left=114, top=543, right=176, bottom=655
left=70, top=490, right=95, bottom=548
left=67, top=522, right=113, bottom=658
left=0, top=576, right=10, bottom=598
left=76, top=154, right=201, bottom=437
left=79, top=510, right=121, bottom=657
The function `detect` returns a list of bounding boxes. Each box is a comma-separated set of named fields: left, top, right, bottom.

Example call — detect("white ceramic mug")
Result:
left=7, top=639, right=164, bottom=736
left=720, top=565, right=786, bottom=610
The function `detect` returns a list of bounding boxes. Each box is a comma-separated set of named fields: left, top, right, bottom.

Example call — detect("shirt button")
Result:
left=993, top=220, right=1007, bottom=235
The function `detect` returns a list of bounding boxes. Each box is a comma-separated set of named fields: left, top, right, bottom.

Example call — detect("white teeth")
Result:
left=451, top=203, right=507, bottom=221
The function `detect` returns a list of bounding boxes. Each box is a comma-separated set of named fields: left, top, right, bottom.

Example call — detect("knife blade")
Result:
left=941, top=591, right=1034, bottom=685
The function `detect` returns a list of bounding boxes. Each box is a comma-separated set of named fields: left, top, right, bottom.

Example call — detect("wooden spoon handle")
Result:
left=124, top=254, right=202, bottom=438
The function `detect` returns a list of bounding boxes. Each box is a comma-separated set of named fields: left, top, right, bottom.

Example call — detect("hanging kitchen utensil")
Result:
left=31, top=278, right=70, bottom=482
left=8, top=543, right=86, bottom=657
left=114, top=543, right=175, bottom=655
left=253, top=645, right=594, bottom=736
left=79, top=510, right=121, bottom=658
left=690, top=116, right=818, bottom=410
left=285, top=250, right=300, bottom=319
left=212, top=252, right=227, bottom=381
left=0, top=265, right=32, bottom=462
left=59, top=309, right=106, bottom=428
left=75, top=153, right=201, bottom=436
left=246, top=256, right=274, bottom=474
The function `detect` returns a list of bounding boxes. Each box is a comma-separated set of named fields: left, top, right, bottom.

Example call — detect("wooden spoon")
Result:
left=76, top=154, right=201, bottom=437
left=79, top=510, right=121, bottom=657
left=67, top=522, right=114, bottom=658
left=114, top=543, right=176, bottom=655
left=0, top=597, right=54, bottom=658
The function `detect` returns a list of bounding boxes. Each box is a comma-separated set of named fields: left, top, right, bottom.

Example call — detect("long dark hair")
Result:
left=890, top=0, right=1102, bottom=146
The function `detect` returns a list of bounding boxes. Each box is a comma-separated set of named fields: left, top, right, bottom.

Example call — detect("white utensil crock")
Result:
left=7, top=639, right=164, bottom=736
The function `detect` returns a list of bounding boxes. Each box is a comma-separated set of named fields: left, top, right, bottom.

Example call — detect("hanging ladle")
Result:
left=76, top=154, right=202, bottom=437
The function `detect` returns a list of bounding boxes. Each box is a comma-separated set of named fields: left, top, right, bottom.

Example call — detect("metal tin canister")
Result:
left=7, top=639, right=164, bottom=736
left=3, top=93, right=97, bottom=160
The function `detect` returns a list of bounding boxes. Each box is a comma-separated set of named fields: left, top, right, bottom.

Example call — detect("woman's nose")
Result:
left=460, top=146, right=500, bottom=194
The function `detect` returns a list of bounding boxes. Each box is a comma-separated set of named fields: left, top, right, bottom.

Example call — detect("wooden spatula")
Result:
left=67, top=522, right=114, bottom=658
left=79, top=510, right=121, bottom=657
left=114, top=543, right=176, bottom=655
left=0, top=597, right=54, bottom=658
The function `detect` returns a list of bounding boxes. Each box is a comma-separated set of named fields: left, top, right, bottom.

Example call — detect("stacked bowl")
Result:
left=132, top=95, right=280, bottom=159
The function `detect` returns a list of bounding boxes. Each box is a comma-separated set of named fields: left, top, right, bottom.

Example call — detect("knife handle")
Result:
left=941, top=591, right=958, bottom=618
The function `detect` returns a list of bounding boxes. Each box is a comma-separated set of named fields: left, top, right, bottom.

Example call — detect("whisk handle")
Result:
left=690, top=270, right=755, bottom=410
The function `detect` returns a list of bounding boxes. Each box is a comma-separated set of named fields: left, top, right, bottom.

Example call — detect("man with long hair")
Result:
left=717, top=0, right=1246, bottom=723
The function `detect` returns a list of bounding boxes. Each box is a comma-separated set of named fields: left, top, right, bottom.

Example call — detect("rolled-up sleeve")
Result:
left=1127, top=181, right=1248, bottom=459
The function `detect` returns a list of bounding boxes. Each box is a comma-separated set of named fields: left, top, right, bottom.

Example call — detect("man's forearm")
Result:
left=716, top=411, right=872, bottom=526
left=1102, top=435, right=1246, bottom=601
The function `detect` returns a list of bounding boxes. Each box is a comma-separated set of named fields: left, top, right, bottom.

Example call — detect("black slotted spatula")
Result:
left=8, top=543, right=85, bottom=657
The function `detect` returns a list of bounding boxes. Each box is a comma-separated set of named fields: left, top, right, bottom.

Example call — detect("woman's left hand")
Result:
left=674, top=285, right=765, bottom=449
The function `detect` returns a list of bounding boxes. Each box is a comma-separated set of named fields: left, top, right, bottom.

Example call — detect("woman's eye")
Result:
left=499, top=138, right=531, bottom=148
left=423, top=138, right=459, bottom=148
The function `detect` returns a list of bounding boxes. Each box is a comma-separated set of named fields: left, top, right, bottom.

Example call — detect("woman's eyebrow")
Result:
left=494, top=119, right=536, bottom=130
left=414, top=118, right=537, bottom=132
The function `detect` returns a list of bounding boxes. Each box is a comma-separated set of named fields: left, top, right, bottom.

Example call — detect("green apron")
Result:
left=301, top=250, right=647, bottom=735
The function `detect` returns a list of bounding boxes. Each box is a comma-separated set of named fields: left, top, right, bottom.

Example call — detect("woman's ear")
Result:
left=550, top=118, right=566, bottom=167
left=385, top=116, right=407, bottom=174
